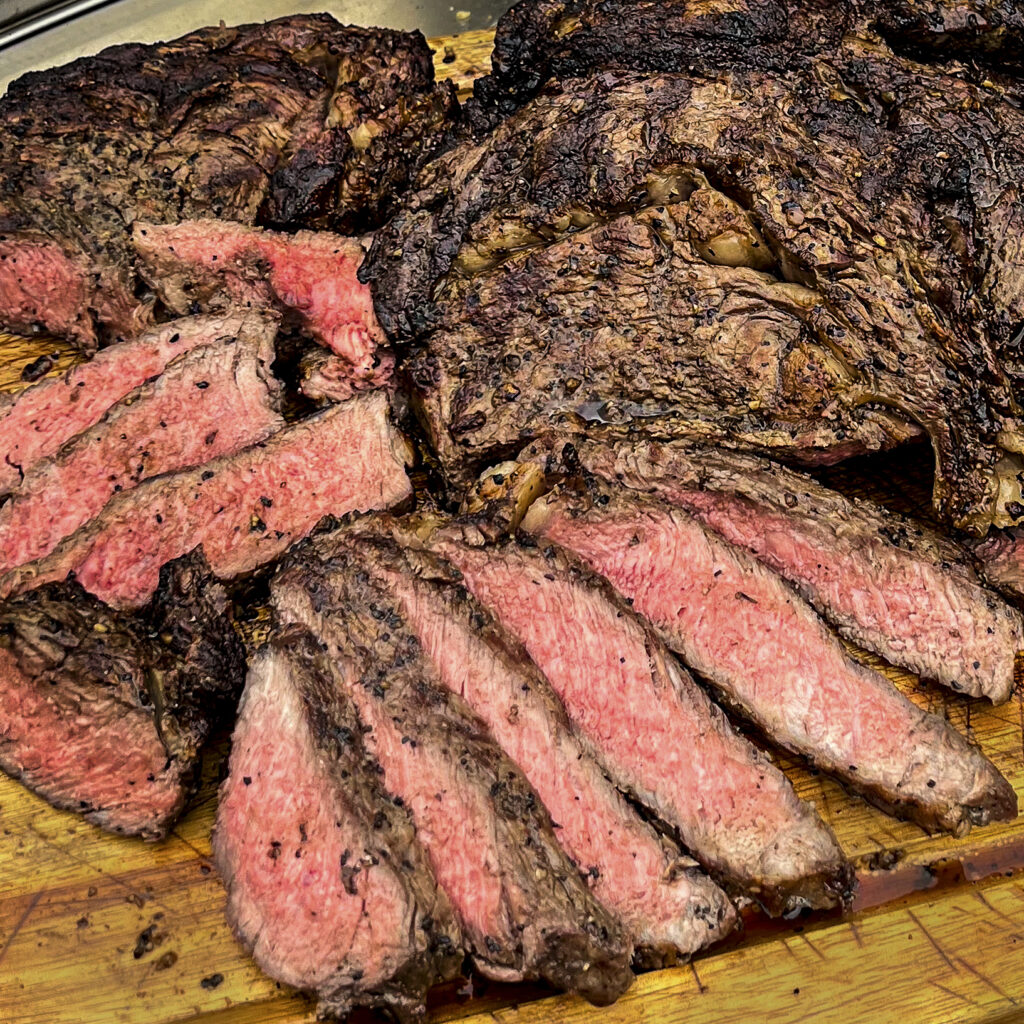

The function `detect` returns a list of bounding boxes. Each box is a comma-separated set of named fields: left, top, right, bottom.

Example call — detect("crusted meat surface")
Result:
left=0, top=14, right=455, bottom=348
left=272, top=541, right=634, bottom=1003
left=0, top=552, right=243, bottom=839
left=213, top=629, right=462, bottom=1022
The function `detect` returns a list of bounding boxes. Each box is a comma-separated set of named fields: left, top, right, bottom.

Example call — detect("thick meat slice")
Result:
left=527, top=438, right=1024, bottom=702
left=133, top=222, right=388, bottom=381
left=1, top=392, right=411, bottom=608
left=363, top=49, right=1024, bottom=532
left=212, top=629, right=462, bottom=1022
left=0, top=312, right=272, bottom=495
left=0, top=552, right=243, bottom=839
left=0, top=331, right=282, bottom=573
left=416, top=524, right=851, bottom=914
left=0, top=15, right=455, bottom=347
left=522, top=486, right=1017, bottom=836
left=318, top=529, right=736, bottom=965
left=272, top=549, right=634, bottom=1003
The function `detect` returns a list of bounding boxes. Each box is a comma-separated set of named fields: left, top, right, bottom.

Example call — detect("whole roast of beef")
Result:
left=0, top=14, right=455, bottom=349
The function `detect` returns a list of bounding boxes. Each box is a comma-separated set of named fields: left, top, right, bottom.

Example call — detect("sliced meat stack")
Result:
left=410, top=519, right=852, bottom=914
left=272, top=542, right=635, bottom=1003
left=213, top=629, right=463, bottom=1021
left=309, top=525, right=738, bottom=964
left=0, top=552, right=243, bottom=839
left=1, top=391, right=413, bottom=607
left=0, top=312, right=267, bottom=494
left=0, top=322, right=283, bottom=573
left=521, top=476, right=1017, bottom=836
left=0, top=14, right=454, bottom=347
left=523, top=439, right=1024, bottom=703
left=363, top=2, right=1024, bottom=533
left=133, top=222, right=390, bottom=384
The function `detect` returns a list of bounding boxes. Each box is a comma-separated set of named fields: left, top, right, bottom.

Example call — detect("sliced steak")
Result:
left=0, top=331, right=282, bottom=574
left=1, top=391, right=412, bottom=608
left=522, top=485, right=1017, bottom=836
left=212, top=629, right=462, bottom=1022
left=315, top=527, right=736, bottom=965
left=972, top=529, right=1024, bottom=601
left=0, top=312, right=272, bottom=495
left=363, top=45, right=1024, bottom=532
left=0, top=15, right=455, bottom=347
left=300, top=348, right=396, bottom=404
left=133, top=222, right=388, bottom=382
left=412, top=522, right=851, bottom=914
left=272, top=546, right=634, bottom=1003
left=526, top=438, right=1024, bottom=703
left=0, top=551, right=243, bottom=839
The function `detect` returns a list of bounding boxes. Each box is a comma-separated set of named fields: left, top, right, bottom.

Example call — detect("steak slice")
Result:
left=0, top=312, right=273, bottom=495
left=212, top=629, right=462, bottom=1022
left=132, top=222, right=388, bottom=382
left=315, top=527, right=737, bottom=965
left=0, top=330, right=283, bottom=574
left=300, top=348, right=396, bottom=404
left=526, top=438, right=1024, bottom=703
left=1, top=391, right=412, bottom=608
left=272, top=547, right=634, bottom=1003
left=413, top=522, right=851, bottom=914
left=363, top=49, right=1024, bottom=532
left=0, top=551, right=243, bottom=839
left=0, top=15, right=455, bottom=348
left=971, top=529, right=1024, bottom=601
left=522, top=485, right=1017, bottom=836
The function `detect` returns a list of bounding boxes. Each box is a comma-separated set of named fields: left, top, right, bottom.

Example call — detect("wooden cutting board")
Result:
left=3, top=28, right=1024, bottom=1024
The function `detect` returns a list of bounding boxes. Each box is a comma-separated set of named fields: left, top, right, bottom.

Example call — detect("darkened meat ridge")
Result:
left=312, top=524, right=737, bottom=965
left=213, top=629, right=462, bottom=1022
left=0, top=312, right=270, bottom=495
left=523, top=438, right=1024, bottom=702
left=132, top=222, right=390, bottom=383
left=0, top=326, right=283, bottom=573
left=300, top=347, right=396, bottom=404
left=272, top=544, right=635, bottom=1003
left=412, top=520, right=851, bottom=914
left=0, top=14, right=455, bottom=347
left=0, top=391, right=412, bottom=608
left=522, top=482, right=1017, bottom=836
left=0, top=551, right=243, bottom=839
left=972, top=529, right=1024, bottom=602
left=363, top=37, right=1024, bottom=533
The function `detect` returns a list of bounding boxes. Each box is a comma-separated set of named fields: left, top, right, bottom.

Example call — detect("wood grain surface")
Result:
left=3, top=26, right=1024, bottom=1024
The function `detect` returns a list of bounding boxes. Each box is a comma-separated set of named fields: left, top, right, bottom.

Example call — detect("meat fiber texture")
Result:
left=132, top=221, right=392, bottom=384
left=470, top=0, right=1024, bottom=126
left=300, top=347, right=396, bottom=404
left=0, top=390, right=412, bottom=608
left=523, top=438, right=1024, bottom=703
left=409, top=520, right=851, bottom=915
left=311, top=524, right=737, bottom=966
left=0, top=324, right=283, bottom=574
left=362, top=25, right=1024, bottom=534
left=973, top=529, right=1024, bottom=601
left=272, top=545, right=635, bottom=1004
left=521, top=483, right=1017, bottom=837
left=0, top=14, right=455, bottom=348
left=0, top=311, right=272, bottom=496
left=0, top=551, right=244, bottom=839
left=213, top=629, right=462, bottom=1022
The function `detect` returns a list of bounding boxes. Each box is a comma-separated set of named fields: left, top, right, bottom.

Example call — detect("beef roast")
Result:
left=213, top=629, right=462, bottom=1021
left=362, top=34, right=1024, bottom=533
left=1, top=391, right=412, bottom=607
left=0, top=328, right=283, bottom=573
left=272, top=545, right=635, bottom=1002
left=0, top=15, right=455, bottom=348
left=0, top=551, right=243, bottom=839
left=411, top=520, right=851, bottom=914
left=522, top=484, right=1017, bottom=836
left=0, top=312, right=273, bottom=495
left=313, top=525, right=737, bottom=965
left=132, top=221, right=390, bottom=382
left=525, top=438, right=1024, bottom=702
